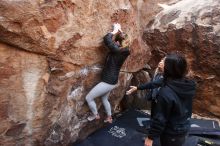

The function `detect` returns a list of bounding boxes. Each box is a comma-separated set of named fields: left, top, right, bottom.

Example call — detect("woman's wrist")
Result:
left=111, top=31, right=117, bottom=35
left=134, top=86, right=137, bottom=91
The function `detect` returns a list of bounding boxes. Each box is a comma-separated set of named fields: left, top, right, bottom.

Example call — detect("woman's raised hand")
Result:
left=111, top=23, right=122, bottom=34
left=126, top=86, right=137, bottom=95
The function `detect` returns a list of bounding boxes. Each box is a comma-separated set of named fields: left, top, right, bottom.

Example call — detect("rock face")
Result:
left=0, top=0, right=168, bottom=145
left=0, top=43, right=48, bottom=145
left=143, top=0, right=220, bottom=117
left=120, top=70, right=152, bottom=110
left=1, top=0, right=219, bottom=145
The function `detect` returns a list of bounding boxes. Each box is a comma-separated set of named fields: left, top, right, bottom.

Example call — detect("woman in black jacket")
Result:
left=144, top=53, right=196, bottom=146
left=86, top=23, right=131, bottom=123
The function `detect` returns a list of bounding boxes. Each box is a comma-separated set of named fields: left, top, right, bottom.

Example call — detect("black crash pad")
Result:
left=74, top=110, right=147, bottom=146
left=189, top=118, right=220, bottom=137
left=73, top=109, right=220, bottom=146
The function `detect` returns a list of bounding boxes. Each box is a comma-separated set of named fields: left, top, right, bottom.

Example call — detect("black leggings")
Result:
left=160, top=134, right=187, bottom=146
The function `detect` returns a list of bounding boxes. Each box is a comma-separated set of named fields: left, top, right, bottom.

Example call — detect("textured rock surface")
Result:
left=0, top=0, right=169, bottom=145
left=120, top=70, right=152, bottom=110
left=0, top=42, right=48, bottom=145
left=143, top=0, right=220, bottom=117
left=1, top=0, right=219, bottom=145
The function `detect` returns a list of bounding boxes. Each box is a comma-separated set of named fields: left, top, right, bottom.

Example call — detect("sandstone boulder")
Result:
left=0, top=0, right=158, bottom=145
left=143, top=0, right=220, bottom=117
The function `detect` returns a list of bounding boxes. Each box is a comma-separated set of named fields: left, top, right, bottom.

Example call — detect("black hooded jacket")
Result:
left=101, top=33, right=130, bottom=85
left=148, top=78, right=196, bottom=140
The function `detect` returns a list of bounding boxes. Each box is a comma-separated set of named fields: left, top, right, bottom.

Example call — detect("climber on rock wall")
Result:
left=85, top=23, right=131, bottom=123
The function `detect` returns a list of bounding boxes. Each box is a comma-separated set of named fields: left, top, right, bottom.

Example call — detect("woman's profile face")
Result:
left=158, top=58, right=165, bottom=72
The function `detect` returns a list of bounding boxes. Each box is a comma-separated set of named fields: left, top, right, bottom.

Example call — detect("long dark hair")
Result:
left=164, top=53, right=188, bottom=80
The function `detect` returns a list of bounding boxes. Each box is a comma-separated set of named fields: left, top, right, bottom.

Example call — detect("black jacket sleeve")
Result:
left=103, top=33, right=120, bottom=53
left=137, top=78, right=163, bottom=90
left=148, top=94, right=172, bottom=140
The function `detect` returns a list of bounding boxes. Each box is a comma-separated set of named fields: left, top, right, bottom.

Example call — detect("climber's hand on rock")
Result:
left=117, top=23, right=122, bottom=32
left=111, top=23, right=121, bottom=34
left=126, top=86, right=137, bottom=95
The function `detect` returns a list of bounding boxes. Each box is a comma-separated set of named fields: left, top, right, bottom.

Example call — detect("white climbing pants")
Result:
left=85, top=82, right=116, bottom=116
